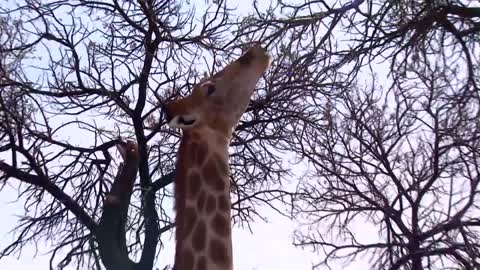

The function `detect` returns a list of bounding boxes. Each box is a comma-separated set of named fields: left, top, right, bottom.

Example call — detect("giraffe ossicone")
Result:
left=163, top=44, right=271, bottom=270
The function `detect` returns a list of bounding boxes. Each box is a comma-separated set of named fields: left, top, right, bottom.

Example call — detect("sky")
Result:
left=0, top=186, right=318, bottom=270
left=0, top=0, right=383, bottom=269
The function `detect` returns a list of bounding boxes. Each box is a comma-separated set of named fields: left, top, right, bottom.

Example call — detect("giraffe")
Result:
left=163, top=44, right=271, bottom=270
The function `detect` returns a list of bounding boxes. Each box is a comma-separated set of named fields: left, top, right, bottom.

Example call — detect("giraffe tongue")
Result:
left=179, top=116, right=195, bottom=125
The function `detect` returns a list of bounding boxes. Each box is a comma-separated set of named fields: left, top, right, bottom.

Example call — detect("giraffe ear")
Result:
left=200, top=81, right=216, bottom=96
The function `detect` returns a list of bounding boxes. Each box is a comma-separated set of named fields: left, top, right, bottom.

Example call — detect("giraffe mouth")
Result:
left=178, top=116, right=195, bottom=125
left=168, top=114, right=198, bottom=129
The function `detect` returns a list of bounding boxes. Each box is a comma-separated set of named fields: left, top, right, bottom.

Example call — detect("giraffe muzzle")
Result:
left=178, top=116, right=195, bottom=125
left=166, top=113, right=199, bottom=129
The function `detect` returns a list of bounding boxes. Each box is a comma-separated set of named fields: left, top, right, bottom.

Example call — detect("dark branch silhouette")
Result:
left=1, top=0, right=479, bottom=269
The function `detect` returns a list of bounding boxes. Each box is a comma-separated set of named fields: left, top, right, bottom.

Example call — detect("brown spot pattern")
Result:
left=183, top=207, right=197, bottom=237
left=192, top=220, right=207, bottom=251
left=202, top=159, right=226, bottom=191
left=187, top=171, right=202, bottom=198
left=197, top=191, right=207, bottom=212
left=196, top=256, right=207, bottom=270
left=206, top=195, right=216, bottom=212
left=190, top=142, right=208, bottom=165
left=212, top=214, right=230, bottom=236
left=213, top=154, right=229, bottom=175
left=209, top=238, right=229, bottom=265
left=217, top=195, right=230, bottom=211
left=180, top=248, right=194, bottom=269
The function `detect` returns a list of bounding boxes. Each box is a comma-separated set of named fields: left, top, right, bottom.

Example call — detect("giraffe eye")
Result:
left=205, top=83, right=216, bottom=96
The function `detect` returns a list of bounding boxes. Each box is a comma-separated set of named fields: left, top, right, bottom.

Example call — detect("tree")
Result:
left=0, top=1, right=308, bottom=269
left=239, top=0, right=480, bottom=269
left=2, top=0, right=480, bottom=269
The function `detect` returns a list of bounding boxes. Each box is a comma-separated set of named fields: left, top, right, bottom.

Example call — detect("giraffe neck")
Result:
left=174, top=128, right=233, bottom=270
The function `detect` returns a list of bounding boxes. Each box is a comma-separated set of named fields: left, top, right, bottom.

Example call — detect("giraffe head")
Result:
left=163, top=44, right=271, bottom=135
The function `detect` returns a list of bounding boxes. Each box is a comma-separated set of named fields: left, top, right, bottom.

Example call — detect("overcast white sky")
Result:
left=0, top=0, right=379, bottom=269
left=0, top=187, right=317, bottom=270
